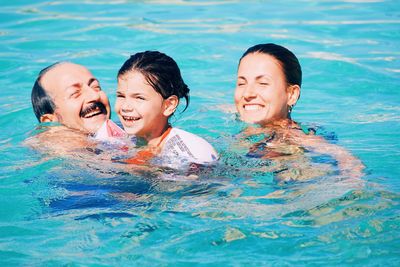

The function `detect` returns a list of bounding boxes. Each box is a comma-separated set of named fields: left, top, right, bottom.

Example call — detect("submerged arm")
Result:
left=296, top=133, right=364, bottom=179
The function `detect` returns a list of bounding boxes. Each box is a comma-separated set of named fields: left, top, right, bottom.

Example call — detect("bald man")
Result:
left=31, top=62, right=111, bottom=134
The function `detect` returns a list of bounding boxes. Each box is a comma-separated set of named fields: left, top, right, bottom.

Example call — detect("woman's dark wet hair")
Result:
left=31, top=62, right=64, bottom=121
left=118, top=51, right=190, bottom=111
left=239, top=43, right=302, bottom=87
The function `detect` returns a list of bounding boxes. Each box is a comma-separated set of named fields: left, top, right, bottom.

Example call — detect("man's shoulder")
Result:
left=24, top=125, right=95, bottom=154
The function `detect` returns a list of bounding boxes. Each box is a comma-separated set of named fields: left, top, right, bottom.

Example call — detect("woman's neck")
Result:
left=242, top=119, right=301, bottom=137
left=261, top=118, right=300, bottom=130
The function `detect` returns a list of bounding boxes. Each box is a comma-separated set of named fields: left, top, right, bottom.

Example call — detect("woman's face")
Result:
left=115, top=71, right=169, bottom=140
left=234, top=52, right=297, bottom=126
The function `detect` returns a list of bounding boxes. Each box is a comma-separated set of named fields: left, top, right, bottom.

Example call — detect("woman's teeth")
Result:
left=244, top=104, right=262, bottom=111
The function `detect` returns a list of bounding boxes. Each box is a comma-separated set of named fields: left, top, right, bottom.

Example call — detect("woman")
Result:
left=234, top=43, right=363, bottom=181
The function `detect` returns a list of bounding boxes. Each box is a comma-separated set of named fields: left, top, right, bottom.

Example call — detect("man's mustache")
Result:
left=80, top=102, right=107, bottom=118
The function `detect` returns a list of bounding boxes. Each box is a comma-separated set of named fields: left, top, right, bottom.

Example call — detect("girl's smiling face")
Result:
left=115, top=71, right=171, bottom=141
left=234, top=52, right=299, bottom=126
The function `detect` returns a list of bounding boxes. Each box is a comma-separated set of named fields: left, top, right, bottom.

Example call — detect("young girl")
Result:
left=234, top=43, right=364, bottom=181
left=115, top=51, right=218, bottom=167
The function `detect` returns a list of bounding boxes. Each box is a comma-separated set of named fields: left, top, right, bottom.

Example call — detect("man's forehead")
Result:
left=41, top=63, right=94, bottom=95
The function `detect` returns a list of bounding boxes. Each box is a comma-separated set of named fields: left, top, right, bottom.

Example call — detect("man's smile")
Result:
left=80, top=102, right=108, bottom=119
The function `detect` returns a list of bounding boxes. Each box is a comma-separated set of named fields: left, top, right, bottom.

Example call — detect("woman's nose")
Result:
left=243, top=83, right=257, bottom=98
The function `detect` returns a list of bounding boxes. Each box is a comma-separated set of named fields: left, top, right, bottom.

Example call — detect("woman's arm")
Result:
left=295, top=133, right=365, bottom=179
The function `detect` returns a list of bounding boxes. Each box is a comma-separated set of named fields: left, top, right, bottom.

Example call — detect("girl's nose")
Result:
left=121, top=101, right=134, bottom=112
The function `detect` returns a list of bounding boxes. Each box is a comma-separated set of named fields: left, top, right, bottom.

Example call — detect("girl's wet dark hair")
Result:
left=239, top=43, right=302, bottom=87
left=118, top=51, right=190, bottom=111
left=31, top=62, right=64, bottom=121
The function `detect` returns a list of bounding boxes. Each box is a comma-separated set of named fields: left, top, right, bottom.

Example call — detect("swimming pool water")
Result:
left=1, top=0, right=399, bottom=265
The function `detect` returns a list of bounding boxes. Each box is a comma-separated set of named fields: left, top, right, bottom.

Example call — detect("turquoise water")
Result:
left=1, top=0, right=400, bottom=265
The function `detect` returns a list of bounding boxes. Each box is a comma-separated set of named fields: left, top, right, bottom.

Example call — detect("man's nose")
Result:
left=83, top=84, right=101, bottom=102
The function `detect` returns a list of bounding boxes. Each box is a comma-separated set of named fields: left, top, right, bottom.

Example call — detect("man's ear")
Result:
left=40, top=113, right=58, bottom=123
left=287, top=85, right=301, bottom=106
left=163, top=95, right=179, bottom=117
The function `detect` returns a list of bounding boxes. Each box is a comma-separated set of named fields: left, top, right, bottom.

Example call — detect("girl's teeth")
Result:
left=123, top=116, right=139, bottom=121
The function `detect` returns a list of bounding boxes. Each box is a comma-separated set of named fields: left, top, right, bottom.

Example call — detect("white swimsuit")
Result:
left=158, top=128, right=218, bottom=167
left=93, top=122, right=218, bottom=167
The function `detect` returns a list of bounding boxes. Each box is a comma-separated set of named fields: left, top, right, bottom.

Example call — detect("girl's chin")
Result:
left=121, top=125, right=139, bottom=136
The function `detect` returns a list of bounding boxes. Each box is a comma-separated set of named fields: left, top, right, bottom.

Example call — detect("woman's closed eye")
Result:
left=237, top=80, right=246, bottom=87
left=237, top=76, right=247, bottom=87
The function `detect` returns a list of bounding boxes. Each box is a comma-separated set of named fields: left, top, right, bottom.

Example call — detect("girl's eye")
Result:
left=136, top=96, right=145, bottom=100
left=116, top=93, right=125, bottom=98
left=259, top=82, right=269, bottom=86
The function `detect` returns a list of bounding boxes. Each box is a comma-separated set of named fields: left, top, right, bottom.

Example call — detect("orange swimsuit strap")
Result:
left=124, top=127, right=172, bottom=165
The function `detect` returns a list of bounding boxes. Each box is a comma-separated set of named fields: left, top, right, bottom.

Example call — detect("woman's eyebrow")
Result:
left=255, top=74, right=271, bottom=80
